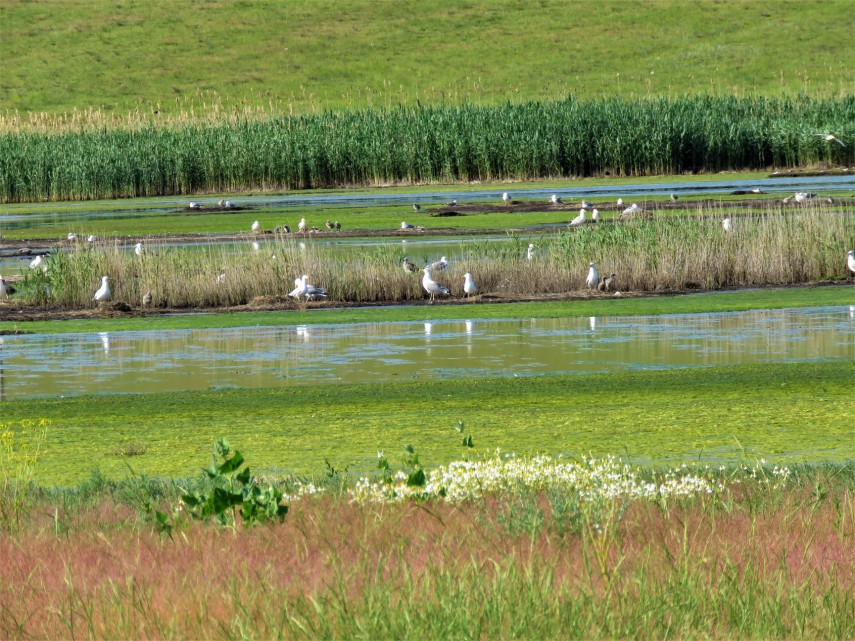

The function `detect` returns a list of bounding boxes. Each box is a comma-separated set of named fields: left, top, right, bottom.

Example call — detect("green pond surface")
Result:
left=1, top=305, right=851, bottom=401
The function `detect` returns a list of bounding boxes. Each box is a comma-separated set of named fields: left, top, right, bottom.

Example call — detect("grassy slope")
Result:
left=2, top=286, right=852, bottom=334
left=1, top=0, right=852, bottom=117
left=5, top=362, right=853, bottom=485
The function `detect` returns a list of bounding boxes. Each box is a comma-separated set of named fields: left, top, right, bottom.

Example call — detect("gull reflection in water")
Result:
left=296, top=325, right=310, bottom=342
left=98, top=332, right=110, bottom=355
left=424, top=322, right=433, bottom=337
left=850, top=305, right=854, bottom=320
left=589, top=316, right=597, bottom=332
left=465, top=320, right=474, bottom=335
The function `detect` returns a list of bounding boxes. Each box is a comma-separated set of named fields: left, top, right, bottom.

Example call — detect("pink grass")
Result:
left=1, top=487, right=852, bottom=639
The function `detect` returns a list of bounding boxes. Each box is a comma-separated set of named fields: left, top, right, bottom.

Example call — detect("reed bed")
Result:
left=1, top=462, right=852, bottom=639
left=1, top=95, right=852, bottom=203
left=14, top=201, right=852, bottom=309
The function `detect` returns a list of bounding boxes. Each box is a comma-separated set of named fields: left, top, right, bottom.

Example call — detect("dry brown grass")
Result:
left=16, top=201, right=853, bottom=309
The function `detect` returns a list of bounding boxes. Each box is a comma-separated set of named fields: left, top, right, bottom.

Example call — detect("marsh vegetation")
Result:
left=12, top=200, right=851, bottom=309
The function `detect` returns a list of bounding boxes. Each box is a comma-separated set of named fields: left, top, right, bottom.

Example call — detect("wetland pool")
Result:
left=0, top=306, right=851, bottom=401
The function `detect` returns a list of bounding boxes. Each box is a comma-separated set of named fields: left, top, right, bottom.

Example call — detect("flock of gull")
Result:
left=2, top=180, right=853, bottom=306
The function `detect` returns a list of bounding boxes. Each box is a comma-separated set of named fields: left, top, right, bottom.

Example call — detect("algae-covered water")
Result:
left=1, top=305, right=850, bottom=401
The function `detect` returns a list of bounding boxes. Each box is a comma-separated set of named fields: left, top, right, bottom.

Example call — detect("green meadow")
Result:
left=1, top=0, right=852, bottom=117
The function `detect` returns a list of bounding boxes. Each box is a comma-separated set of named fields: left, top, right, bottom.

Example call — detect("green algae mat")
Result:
left=6, top=362, right=853, bottom=486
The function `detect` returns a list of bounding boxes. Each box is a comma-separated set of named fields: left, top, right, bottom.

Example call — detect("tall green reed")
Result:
left=1, top=95, right=852, bottom=202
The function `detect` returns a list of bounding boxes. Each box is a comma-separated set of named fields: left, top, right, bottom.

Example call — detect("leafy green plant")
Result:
left=178, top=438, right=288, bottom=529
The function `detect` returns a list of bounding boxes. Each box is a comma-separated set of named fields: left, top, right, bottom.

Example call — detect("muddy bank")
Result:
left=0, top=282, right=848, bottom=324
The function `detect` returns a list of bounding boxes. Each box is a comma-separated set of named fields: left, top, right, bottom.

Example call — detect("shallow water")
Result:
left=1, top=306, right=851, bottom=401
left=1, top=175, right=852, bottom=229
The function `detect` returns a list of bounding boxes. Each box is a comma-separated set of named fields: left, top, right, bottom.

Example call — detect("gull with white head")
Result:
left=251, top=220, right=261, bottom=232
left=463, top=272, right=477, bottom=298
left=592, top=208, right=599, bottom=222
left=288, top=276, right=307, bottom=299
left=585, top=262, right=599, bottom=289
left=847, top=250, right=855, bottom=279
left=569, top=209, right=586, bottom=226
left=427, top=256, right=449, bottom=272
left=134, top=242, right=143, bottom=256
left=298, top=217, right=307, bottom=233
left=722, top=218, right=733, bottom=232
left=527, top=243, right=535, bottom=261
left=93, top=276, right=111, bottom=302
left=502, top=192, right=511, bottom=205
left=550, top=194, right=563, bottom=205
left=422, top=267, right=449, bottom=302
left=302, top=275, right=328, bottom=300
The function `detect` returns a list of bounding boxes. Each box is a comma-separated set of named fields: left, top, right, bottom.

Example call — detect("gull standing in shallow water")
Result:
left=422, top=267, right=449, bottom=301
left=585, top=262, right=599, bottom=289
left=463, top=272, right=477, bottom=298
left=93, top=276, right=111, bottom=302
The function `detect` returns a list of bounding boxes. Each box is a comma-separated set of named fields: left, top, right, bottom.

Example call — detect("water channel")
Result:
left=1, top=175, right=852, bottom=228
left=1, top=306, right=851, bottom=401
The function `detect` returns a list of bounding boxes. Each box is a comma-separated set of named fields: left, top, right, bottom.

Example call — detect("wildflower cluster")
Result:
left=350, top=454, right=790, bottom=506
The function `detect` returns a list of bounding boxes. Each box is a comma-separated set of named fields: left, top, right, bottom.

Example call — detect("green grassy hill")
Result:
left=1, top=0, right=852, bottom=117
